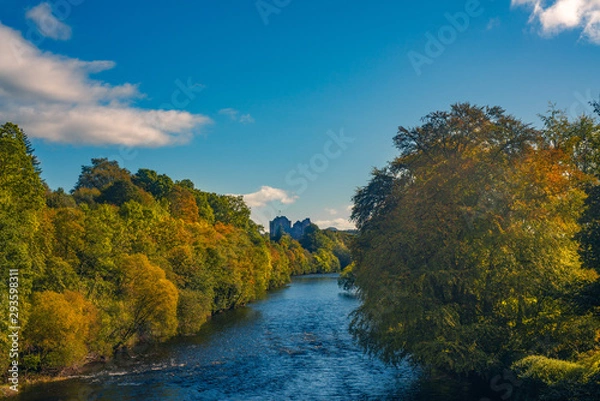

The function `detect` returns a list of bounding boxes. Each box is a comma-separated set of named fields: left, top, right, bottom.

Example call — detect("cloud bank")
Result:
left=0, top=23, right=211, bottom=146
left=512, top=0, right=600, bottom=43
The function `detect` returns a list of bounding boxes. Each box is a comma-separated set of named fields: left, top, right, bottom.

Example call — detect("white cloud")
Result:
left=325, top=208, right=338, bottom=215
left=314, top=218, right=356, bottom=231
left=219, top=108, right=255, bottom=124
left=243, top=186, right=298, bottom=208
left=0, top=23, right=212, bottom=146
left=26, top=2, right=72, bottom=41
left=512, top=0, right=600, bottom=43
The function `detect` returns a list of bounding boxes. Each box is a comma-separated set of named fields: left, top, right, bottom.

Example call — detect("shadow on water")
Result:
left=11, top=274, right=509, bottom=401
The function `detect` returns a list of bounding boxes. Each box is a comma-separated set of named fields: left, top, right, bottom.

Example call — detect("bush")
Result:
left=24, top=291, right=98, bottom=370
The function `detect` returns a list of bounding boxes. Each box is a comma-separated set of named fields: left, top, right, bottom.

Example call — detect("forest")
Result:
left=0, top=121, right=351, bottom=378
left=342, top=102, right=600, bottom=399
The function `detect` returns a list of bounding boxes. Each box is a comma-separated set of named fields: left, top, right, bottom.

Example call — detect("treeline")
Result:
left=0, top=122, right=350, bottom=376
left=345, top=103, right=600, bottom=400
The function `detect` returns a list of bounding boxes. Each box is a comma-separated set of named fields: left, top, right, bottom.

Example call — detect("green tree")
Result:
left=113, top=254, right=179, bottom=347
left=207, top=193, right=251, bottom=229
left=349, top=104, right=598, bottom=378
left=299, top=224, right=331, bottom=253
left=46, top=187, right=76, bottom=208
left=74, top=158, right=132, bottom=191
left=133, top=168, right=174, bottom=199
left=97, top=179, right=153, bottom=206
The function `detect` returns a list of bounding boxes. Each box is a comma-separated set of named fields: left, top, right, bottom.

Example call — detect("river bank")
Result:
left=9, top=274, right=418, bottom=401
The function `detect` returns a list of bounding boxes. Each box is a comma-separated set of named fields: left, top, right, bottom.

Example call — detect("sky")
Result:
left=1, top=0, right=599, bottom=230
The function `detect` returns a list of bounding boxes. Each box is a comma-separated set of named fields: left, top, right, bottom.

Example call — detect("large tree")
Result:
left=349, top=104, right=598, bottom=378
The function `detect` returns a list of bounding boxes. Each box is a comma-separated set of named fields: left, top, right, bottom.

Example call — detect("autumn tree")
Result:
left=24, top=291, right=98, bottom=370
left=168, top=185, right=200, bottom=222
left=349, top=104, right=598, bottom=379
left=0, top=134, right=308, bottom=375
left=112, top=254, right=178, bottom=347
left=74, top=158, right=132, bottom=191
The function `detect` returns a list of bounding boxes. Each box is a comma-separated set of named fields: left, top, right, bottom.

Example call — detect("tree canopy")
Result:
left=348, top=104, right=600, bottom=398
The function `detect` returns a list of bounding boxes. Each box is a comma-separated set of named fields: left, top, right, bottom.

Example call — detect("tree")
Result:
left=46, top=187, right=76, bottom=208
left=349, top=104, right=598, bottom=378
left=207, top=193, right=251, bottom=229
left=97, top=179, right=153, bottom=206
left=24, top=291, right=98, bottom=370
left=133, top=169, right=174, bottom=199
left=0, top=133, right=304, bottom=376
left=593, top=98, right=600, bottom=118
left=74, top=158, right=131, bottom=191
left=299, top=224, right=330, bottom=253
left=113, top=254, right=179, bottom=347
left=168, top=185, right=200, bottom=222
left=193, top=190, right=216, bottom=224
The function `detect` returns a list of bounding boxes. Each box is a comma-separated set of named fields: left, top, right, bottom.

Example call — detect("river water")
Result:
left=14, top=274, right=421, bottom=401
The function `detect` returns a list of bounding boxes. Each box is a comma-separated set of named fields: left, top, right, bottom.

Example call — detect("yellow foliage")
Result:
left=25, top=291, right=98, bottom=369
left=119, top=254, right=179, bottom=342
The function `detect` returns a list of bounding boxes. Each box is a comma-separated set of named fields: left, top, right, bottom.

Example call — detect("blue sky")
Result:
left=1, top=0, right=599, bottom=229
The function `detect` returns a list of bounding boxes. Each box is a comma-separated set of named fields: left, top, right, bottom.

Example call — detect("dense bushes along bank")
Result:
left=0, top=122, right=351, bottom=379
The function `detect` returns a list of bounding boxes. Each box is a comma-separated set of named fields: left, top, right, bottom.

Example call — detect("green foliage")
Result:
left=97, top=179, right=152, bottom=206
left=0, top=127, right=315, bottom=378
left=349, top=104, right=599, bottom=380
left=133, top=168, right=174, bottom=199
left=74, top=158, right=132, bottom=192
left=292, top=224, right=352, bottom=273
left=46, top=187, right=76, bottom=208
left=338, top=262, right=356, bottom=291
left=0, top=123, right=45, bottom=371
left=299, top=224, right=329, bottom=252
left=207, top=193, right=251, bottom=229
left=513, top=356, right=587, bottom=386
left=116, top=254, right=179, bottom=344
left=512, top=352, right=600, bottom=401
left=177, top=289, right=212, bottom=335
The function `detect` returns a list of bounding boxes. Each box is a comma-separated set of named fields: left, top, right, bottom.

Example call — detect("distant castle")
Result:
left=270, top=216, right=311, bottom=240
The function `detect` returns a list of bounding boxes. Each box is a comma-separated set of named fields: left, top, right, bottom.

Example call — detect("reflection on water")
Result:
left=15, top=274, right=419, bottom=401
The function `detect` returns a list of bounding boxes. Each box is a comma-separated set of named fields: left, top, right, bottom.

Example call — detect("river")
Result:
left=14, top=274, right=422, bottom=401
